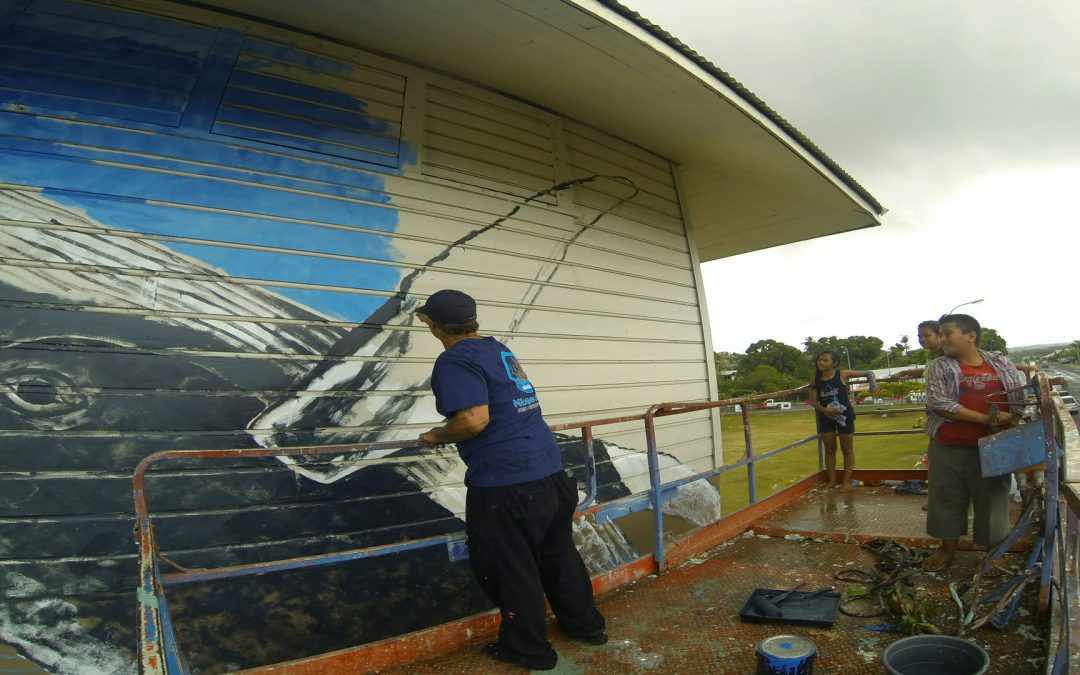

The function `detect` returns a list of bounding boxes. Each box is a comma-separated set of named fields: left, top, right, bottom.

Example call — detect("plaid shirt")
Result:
left=925, top=350, right=1025, bottom=439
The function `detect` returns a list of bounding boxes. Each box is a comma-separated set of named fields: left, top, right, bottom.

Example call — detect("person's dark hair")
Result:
left=917, top=319, right=940, bottom=334
left=939, top=313, right=981, bottom=345
left=433, top=319, right=479, bottom=335
left=813, top=349, right=841, bottom=380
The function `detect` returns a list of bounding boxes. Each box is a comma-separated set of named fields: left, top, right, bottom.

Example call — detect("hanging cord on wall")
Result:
left=279, top=173, right=634, bottom=388
left=506, top=174, right=639, bottom=334
left=403, top=173, right=635, bottom=302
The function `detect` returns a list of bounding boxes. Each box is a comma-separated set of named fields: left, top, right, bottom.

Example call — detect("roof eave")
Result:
left=182, top=0, right=884, bottom=261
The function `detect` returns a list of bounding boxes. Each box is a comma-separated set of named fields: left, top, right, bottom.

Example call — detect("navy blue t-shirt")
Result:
left=430, top=337, right=562, bottom=487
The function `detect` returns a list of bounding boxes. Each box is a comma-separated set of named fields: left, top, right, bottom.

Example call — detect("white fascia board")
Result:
left=566, top=0, right=881, bottom=219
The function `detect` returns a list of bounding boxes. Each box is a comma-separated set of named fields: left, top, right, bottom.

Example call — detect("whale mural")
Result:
left=1, top=184, right=720, bottom=672
left=0, top=3, right=722, bottom=670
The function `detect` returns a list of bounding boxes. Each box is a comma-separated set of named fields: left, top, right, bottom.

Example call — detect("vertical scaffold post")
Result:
left=741, top=404, right=757, bottom=504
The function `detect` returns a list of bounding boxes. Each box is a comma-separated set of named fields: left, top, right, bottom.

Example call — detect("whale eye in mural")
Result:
left=1, top=342, right=94, bottom=429
left=0, top=336, right=279, bottom=433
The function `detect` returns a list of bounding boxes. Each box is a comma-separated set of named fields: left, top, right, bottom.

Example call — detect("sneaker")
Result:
left=484, top=643, right=557, bottom=670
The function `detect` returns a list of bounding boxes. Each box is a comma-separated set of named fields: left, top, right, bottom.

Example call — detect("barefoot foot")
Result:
left=922, top=541, right=957, bottom=571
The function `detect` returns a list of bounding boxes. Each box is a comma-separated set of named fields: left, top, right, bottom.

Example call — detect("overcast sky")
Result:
left=621, top=0, right=1080, bottom=355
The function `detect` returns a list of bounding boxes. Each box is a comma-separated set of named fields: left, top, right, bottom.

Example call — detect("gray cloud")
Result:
left=622, top=0, right=1080, bottom=350
left=627, top=1, right=1080, bottom=179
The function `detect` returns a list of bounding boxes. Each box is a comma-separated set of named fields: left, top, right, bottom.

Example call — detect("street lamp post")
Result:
left=948, top=298, right=984, bottom=314
left=841, top=346, right=852, bottom=370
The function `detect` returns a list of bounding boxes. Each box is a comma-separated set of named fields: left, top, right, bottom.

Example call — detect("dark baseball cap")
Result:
left=415, top=289, right=477, bottom=324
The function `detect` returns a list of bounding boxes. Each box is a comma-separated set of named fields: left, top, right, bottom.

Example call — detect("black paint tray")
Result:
left=739, top=588, right=842, bottom=627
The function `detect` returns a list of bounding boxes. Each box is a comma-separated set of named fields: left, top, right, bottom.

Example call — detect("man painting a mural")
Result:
left=416, top=289, right=607, bottom=671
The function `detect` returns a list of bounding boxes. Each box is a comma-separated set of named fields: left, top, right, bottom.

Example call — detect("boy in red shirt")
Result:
left=922, top=314, right=1024, bottom=571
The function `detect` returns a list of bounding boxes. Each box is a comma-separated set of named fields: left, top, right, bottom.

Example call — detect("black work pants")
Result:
left=466, top=470, right=605, bottom=668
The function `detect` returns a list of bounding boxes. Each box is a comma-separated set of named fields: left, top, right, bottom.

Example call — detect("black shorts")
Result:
left=816, top=412, right=856, bottom=435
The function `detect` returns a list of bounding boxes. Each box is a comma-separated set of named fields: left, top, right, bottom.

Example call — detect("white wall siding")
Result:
left=422, top=82, right=557, bottom=202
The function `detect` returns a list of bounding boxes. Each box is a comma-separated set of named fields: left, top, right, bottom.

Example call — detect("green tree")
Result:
left=741, top=339, right=811, bottom=379
left=714, top=351, right=741, bottom=372
left=803, top=335, right=884, bottom=370
left=873, top=335, right=910, bottom=369
left=880, top=380, right=923, bottom=400
left=740, top=364, right=801, bottom=394
left=718, top=364, right=802, bottom=397
left=1045, top=341, right=1080, bottom=362
left=845, top=335, right=885, bottom=367
left=980, top=327, right=1008, bottom=354
left=716, top=379, right=754, bottom=399
left=803, top=335, right=843, bottom=357
left=906, top=347, right=932, bottom=365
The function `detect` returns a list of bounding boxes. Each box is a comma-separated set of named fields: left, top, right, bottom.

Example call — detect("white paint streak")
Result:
left=0, top=590, right=134, bottom=675
left=0, top=189, right=338, bottom=357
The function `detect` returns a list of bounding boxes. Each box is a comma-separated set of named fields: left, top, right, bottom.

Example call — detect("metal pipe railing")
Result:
left=1044, top=381, right=1080, bottom=673
left=134, top=385, right=818, bottom=673
left=135, top=376, right=1077, bottom=673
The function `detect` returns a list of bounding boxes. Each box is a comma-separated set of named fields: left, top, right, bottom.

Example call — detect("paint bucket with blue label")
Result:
left=756, top=634, right=817, bottom=674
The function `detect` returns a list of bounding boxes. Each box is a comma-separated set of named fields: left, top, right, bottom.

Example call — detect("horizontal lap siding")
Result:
left=0, top=1, right=718, bottom=627
left=211, top=37, right=404, bottom=168
left=553, top=118, right=712, bottom=450
left=0, top=0, right=214, bottom=125
left=422, top=84, right=557, bottom=203
left=0, top=2, right=432, bottom=614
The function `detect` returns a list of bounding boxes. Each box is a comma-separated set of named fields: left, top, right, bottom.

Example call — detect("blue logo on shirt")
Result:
left=501, top=351, right=535, bottom=394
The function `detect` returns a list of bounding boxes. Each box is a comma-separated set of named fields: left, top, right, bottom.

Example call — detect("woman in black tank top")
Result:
left=808, top=349, right=880, bottom=492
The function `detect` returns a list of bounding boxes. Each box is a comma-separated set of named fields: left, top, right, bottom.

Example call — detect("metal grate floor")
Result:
left=752, top=484, right=1034, bottom=549
left=377, top=487, right=1045, bottom=674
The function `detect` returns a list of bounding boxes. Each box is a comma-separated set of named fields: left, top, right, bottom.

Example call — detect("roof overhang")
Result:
left=190, top=0, right=884, bottom=262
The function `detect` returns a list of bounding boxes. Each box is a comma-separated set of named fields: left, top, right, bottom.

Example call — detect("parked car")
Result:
left=1059, top=394, right=1079, bottom=415
left=754, top=399, right=792, bottom=411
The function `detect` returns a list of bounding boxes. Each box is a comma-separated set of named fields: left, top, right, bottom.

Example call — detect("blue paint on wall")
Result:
left=0, top=117, right=394, bottom=199
left=224, top=69, right=388, bottom=124
left=1, top=0, right=216, bottom=126
left=0, top=0, right=418, bottom=321
left=218, top=83, right=393, bottom=137
left=2, top=148, right=384, bottom=224
left=169, top=244, right=395, bottom=321
left=242, top=38, right=356, bottom=78
left=0, top=1, right=32, bottom=30
left=23, top=187, right=402, bottom=321
left=214, top=39, right=399, bottom=167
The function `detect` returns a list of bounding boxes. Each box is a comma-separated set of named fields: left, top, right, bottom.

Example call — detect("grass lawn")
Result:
left=711, top=407, right=928, bottom=514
